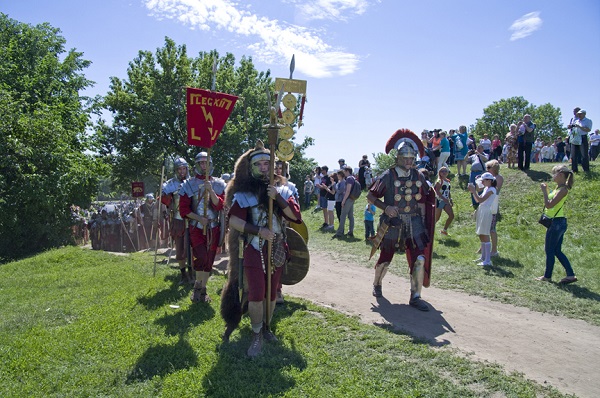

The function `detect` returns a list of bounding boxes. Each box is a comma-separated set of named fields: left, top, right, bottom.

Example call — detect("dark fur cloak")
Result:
left=220, top=147, right=285, bottom=341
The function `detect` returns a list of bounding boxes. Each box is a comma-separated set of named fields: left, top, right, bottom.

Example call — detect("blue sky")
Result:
left=3, top=0, right=599, bottom=170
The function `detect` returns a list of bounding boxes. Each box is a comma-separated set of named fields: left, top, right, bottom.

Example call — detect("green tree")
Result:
left=372, top=150, right=397, bottom=177
left=0, top=14, right=106, bottom=263
left=101, top=38, right=300, bottom=192
left=473, top=96, right=566, bottom=141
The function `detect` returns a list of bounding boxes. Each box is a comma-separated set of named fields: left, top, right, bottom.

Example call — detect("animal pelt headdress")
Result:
left=220, top=140, right=285, bottom=341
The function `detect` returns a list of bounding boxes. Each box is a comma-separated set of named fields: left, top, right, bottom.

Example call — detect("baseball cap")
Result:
left=577, top=109, right=586, bottom=115
left=480, top=172, right=495, bottom=181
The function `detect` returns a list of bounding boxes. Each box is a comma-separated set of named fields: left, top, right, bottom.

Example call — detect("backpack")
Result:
left=349, top=179, right=362, bottom=200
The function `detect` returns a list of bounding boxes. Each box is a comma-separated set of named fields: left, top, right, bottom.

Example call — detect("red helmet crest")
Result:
left=385, top=129, right=424, bottom=158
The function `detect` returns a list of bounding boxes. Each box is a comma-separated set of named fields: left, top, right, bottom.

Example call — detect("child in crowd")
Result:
left=303, top=175, right=314, bottom=210
left=364, top=198, right=376, bottom=242
left=364, top=168, right=373, bottom=188
left=468, top=172, right=498, bottom=267
left=491, top=134, right=502, bottom=161
left=541, top=142, right=555, bottom=163
left=434, top=167, right=454, bottom=235
left=486, top=160, right=503, bottom=257
left=418, top=168, right=433, bottom=188
left=501, top=142, right=509, bottom=164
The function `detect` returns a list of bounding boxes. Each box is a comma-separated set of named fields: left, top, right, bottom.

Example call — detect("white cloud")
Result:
left=287, top=0, right=371, bottom=22
left=509, top=11, right=542, bottom=41
left=144, top=0, right=360, bottom=77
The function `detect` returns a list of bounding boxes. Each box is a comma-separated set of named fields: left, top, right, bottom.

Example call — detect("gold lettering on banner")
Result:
left=208, top=128, right=220, bottom=141
left=190, top=128, right=202, bottom=142
left=189, top=93, right=233, bottom=110
left=201, top=106, right=214, bottom=126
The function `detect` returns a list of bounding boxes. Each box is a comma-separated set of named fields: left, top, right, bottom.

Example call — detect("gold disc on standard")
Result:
left=282, top=109, right=296, bottom=124
left=276, top=150, right=294, bottom=161
left=280, top=125, right=295, bottom=140
left=278, top=139, right=294, bottom=155
left=282, top=93, right=297, bottom=109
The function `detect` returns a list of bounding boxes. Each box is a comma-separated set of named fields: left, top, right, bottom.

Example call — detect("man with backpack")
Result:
left=333, top=167, right=359, bottom=239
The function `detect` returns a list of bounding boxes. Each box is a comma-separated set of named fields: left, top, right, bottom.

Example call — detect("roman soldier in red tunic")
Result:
left=367, top=129, right=436, bottom=311
left=161, top=157, right=192, bottom=284
left=179, top=152, right=226, bottom=303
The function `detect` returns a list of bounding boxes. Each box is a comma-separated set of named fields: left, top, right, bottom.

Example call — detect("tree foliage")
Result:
left=101, top=38, right=313, bottom=193
left=473, top=96, right=565, bottom=141
left=371, top=150, right=397, bottom=177
left=0, top=14, right=105, bottom=263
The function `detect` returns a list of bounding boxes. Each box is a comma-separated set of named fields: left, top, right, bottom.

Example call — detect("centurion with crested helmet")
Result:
left=178, top=151, right=226, bottom=303
left=161, top=157, right=192, bottom=284
left=367, top=128, right=436, bottom=311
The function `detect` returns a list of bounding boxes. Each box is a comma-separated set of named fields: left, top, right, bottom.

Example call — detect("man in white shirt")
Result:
left=589, top=129, right=600, bottom=161
left=569, top=109, right=592, bottom=172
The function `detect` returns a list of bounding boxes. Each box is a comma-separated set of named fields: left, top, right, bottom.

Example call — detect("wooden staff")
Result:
left=265, top=125, right=278, bottom=329
left=153, top=162, right=165, bottom=276
left=203, top=148, right=211, bottom=236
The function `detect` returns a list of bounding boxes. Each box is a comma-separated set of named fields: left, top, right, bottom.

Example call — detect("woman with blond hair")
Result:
left=536, top=165, right=577, bottom=284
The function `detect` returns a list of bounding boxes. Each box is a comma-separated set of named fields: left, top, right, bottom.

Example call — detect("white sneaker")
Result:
left=490, top=252, right=499, bottom=257
left=477, top=262, right=492, bottom=267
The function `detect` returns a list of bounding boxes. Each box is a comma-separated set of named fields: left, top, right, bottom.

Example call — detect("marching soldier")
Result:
left=367, top=129, right=436, bottom=311
left=179, top=152, right=226, bottom=303
left=220, top=140, right=302, bottom=357
left=161, top=157, right=193, bottom=284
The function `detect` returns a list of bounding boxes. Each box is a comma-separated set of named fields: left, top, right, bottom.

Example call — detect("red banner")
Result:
left=186, top=87, right=238, bottom=148
left=131, top=182, right=144, bottom=198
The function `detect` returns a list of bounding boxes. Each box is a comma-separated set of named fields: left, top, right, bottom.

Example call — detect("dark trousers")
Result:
left=304, top=193, right=311, bottom=209
left=571, top=135, right=590, bottom=172
left=518, top=141, right=533, bottom=170
left=591, top=145, right=599, bottom=161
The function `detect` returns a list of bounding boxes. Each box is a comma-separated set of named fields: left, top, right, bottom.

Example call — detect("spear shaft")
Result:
left=154, top=162, right=166, bottom=276
left=265, top=126, right=278, bottom=330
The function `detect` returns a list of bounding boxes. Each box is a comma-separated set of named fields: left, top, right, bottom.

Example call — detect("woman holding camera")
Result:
left=536, top=165, right=577, bottom=284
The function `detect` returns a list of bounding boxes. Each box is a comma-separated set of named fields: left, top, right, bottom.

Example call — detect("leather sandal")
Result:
left=559, top=276, right=577, bottom=284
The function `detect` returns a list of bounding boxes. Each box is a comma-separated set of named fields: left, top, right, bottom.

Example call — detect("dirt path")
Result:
left=281, top=251, right=600, bottom=398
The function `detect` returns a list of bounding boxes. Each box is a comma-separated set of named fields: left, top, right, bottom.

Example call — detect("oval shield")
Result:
left=281, top=227, right=310, bottom=285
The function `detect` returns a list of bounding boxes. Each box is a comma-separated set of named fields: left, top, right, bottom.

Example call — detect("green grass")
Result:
left=0, top=246, right=572, bottom=397
left=304, top=161, right=600, bottom=326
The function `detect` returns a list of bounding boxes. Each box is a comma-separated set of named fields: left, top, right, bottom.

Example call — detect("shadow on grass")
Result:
left=126, top=336, right=197, bottom=383
left=557, top=283, right=600, bottom=302
left=436, top=237, right=460, bottom=247
left=456, top=174, right=471, bottom=190
left=489, top=257, right=523, bottom=269
left=431, top=252, right=447, bottom=260
left=370, top=296, right=455, bottom=347
left=203, top=304, right=307, bottom=396
left=155, top=303, right=216, bottom=336
left=136, top=276, right=192, bottom=310
left=524, top=169, right=552, bottom=182
left=481, top=264, right=514, bottom=278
